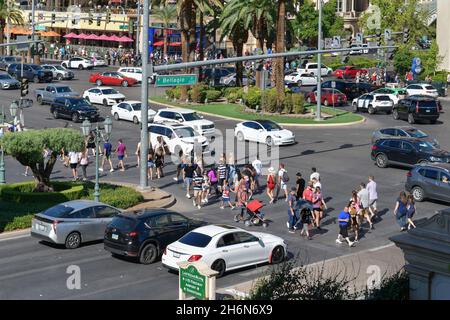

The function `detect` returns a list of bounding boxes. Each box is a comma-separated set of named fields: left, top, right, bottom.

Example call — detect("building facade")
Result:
left=437, top=0, right=450, bottom=71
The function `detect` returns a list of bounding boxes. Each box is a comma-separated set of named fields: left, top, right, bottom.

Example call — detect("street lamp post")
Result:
left=0, top=102, right=19, bottom=185
left=315, top=0, right=323, bottom=121
left=81, top=117, right=112, bottom=202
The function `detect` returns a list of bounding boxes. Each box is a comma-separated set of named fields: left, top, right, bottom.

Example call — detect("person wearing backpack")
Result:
left=277, top=163, right=289, bottom=201
left=266, top=167, right=277, bottom=204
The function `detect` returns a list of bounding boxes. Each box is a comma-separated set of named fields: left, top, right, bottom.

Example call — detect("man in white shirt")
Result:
left=357, top=183, right=374, bottom=229
left=310, top=167, right=320, bottom=182
left=68, top=151, right=81, bottom=181
left=367, top=175, right=378, bottom=219
left=252, top=156, right=262, bottom=190
left=277, top=164, right=289, bottom=201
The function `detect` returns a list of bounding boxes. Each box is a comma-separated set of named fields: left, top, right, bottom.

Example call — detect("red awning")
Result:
left=63, top=32, right=79, bottom=39
left=85, top=34, right=100, bottom=40
left=118, top=35, right=133, bottom=42
left=98, top=34, right=111, bottom=41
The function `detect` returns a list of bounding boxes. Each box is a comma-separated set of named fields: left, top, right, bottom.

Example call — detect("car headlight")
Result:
left=274, top=135, right=282, bottom=139
left=433, top=139, right=440, bottom=147
left=429, top=156, right=442, bottom=162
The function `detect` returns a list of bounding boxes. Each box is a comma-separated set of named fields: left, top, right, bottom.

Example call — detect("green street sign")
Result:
left=179, top=265, right=207, bottom=299
left=34, top=25, right=46, bottom=31
left=156, top=74, right=198, bottom=87
left=119, top=25, right=129, bottom=30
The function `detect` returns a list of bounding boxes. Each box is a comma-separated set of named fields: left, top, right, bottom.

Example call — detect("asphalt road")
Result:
left=0, top=65, right=449, bottom=299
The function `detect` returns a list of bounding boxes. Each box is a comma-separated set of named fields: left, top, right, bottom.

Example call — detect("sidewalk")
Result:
left=217, top=243, right=405, bottom=299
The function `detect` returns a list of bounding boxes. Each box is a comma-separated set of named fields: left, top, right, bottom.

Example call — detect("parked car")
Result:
left=200, top=68, right=232, bottom=85
left=83, top=87, right=126, bottom=107
left=297, top=62, right=333, bottom=76
left=111, top=100, right=156, bottom=124
left=31, top=200, right=121, bottom=249
left=234, top=120, right=295, bottom=146
left=7, top=63, right=53, bottom=83
left=305, top=88, right=347, bottom=106
left=371, top=126, right=439, bottom=147
left=162, top=224, right=287, bottom=278
left=371, top=87, right=407, bottom=105
left=41, top=64, right=74, bottom=81
left=405, top=163, right=450, bottom=203
left=0, top=73, right=20, bottom=90
left=284, top=72, right=320, bottom=85
left=90, top=54, right=107, bottom=67
left=148, top=122, right=212, bottom=157
left=154, top=108, right=215, bottom=140
left=393, top=95, right=440, bottom=124
left=50, top=96, right=100, bottom=122
left=371, top=138, right=450, bottom=169
left=0, top=56, right=20, bottom=71
left=104, top=209, right=207, bottom=264
left=89, top=71, right=137, bottom=87
left=117, top=66, right=158, bottom=83
left=220, top=73, right=254, bottom=87
left=333, top=66, right=368, bottom=79
left=406, top=83, right=439, bottom=98
left=321, top=80, right=358, bottom=100
left=62, top=57, right=94, bottom=70
left=352, top=93, right=394, bottom=114
left=34, top=84, right=79, bottom=105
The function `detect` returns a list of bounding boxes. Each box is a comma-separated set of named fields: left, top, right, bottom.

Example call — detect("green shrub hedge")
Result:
left=84, top=182, right=144, bottom=209
left=224, top=87, right=244, bottom=103
left=166, top=86, right=182, bottom=100
left=189, top=83, right=208, bottom=103
left=261, top=88, right=279, bottom=113
left=205, top=90, right=222, bottom=102
left=244, top=86, right=262, bottom=109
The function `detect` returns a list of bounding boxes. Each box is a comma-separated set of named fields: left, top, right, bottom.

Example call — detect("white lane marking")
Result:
left=0, top=234, right=30, bottom=242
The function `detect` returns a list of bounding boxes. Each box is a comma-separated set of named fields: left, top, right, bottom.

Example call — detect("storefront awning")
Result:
left=118, top=36, right=133, bottom=42
left=153, top=41, right=164, bottom=46
left=63, top=32, right=79, bottom=39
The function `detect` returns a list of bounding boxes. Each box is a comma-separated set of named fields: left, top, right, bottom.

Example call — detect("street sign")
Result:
left=179, top=265, right=207, bottom=300
left=155, top=74, right=198, bottom=87
left=332, top=36, right=341, bottom=48
left=384, top=29, right=392, bottom=41
left=34, top=25, right=46, bottom=31
left=355, top=33, right=363, bottom=45
left=324, top=38, right=332, bottom=49
left=119, top=25, right=129, bottom=30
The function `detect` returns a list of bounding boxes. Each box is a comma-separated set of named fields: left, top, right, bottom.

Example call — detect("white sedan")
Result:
left=61, top=57, right=94, bottom=70
left=234, top=120, right=295, bottom=146
left=83, top=87, right=126, bottom=107
left=162, top=224, right=287, bottom=277
left=111, top=100, right=156, bottom=124
left=284, top=72, right=320, bottom=86
left=406, top=83, right=439, bottom=98
left=91, top=55, right=107, bottom=67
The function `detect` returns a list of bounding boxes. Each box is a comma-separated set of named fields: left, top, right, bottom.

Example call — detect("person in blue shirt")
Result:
left=394, top=191, right=408, bottom=231
left=336, top=204, right=355, bottom=247
left=100, top=140, right=114, bottom=173
left=286, top=187, right=299, bottom=234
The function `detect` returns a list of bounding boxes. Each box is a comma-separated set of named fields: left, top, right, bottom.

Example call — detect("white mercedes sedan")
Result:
left=162, top=224, right=287, bottom=277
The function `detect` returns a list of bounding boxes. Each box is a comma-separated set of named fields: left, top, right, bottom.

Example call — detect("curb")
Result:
left=0, top=228, right=31, bottom=241
left=149, top=99, right=366, bottom=127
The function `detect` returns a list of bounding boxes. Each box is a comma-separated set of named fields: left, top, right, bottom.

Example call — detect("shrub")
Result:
left=363, top=270, right=409, bottom=300
left=292, top=93, right=305, bottom=114
left=190, top=83, right=208, bottom=103
left=261, top=88, right=278, bottom=113
left=224, top=88, right=245, bottom=103
left=205, top=90, right=222, bottom=102
left=166, top=86, right=182, bottom=100
left=91, top=183, right=144, bottom=209
left=166, top=88, right=174, bottom=99
left=244, top=86, right=261, bottom=109
left=284, top=93, right=294, bottom=114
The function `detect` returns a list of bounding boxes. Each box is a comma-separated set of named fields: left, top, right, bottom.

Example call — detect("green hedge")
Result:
left=189, top=83, right=208, bottom=103
left=205, top=90, right=222, bottom=102
left=244, top=86, right=262, bottom=109
left=83, top=182, right=144, bottom=209
left=0, top=181, right=85, bottom=204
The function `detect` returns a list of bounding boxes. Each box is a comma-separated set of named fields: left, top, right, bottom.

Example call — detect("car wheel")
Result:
left=323, top=98, right=329, bottom=106
left=121, top=80, right=129, bottom=87
left=407, top=113, right=415, bottom=124
left=411, top=186, right=425, bottom=202
left=103, top=99, right=108, bottom=107
left=392, top=109, right=399, bottom=120
left=65, top=232, right=81, bottom=249
left=139, top=243, right=158, bottom=265
left=62, top=63, right=68, bottom=68
left=307, top=97, right=312, bottom=104
left=78, top=64, right=84, bottom=70
left=71, top=112, right=79, bottom=123
left=133, top=116, right=139, bottom=124
left=114, top=113, right=120, bottom=121
left=297, top=80, right=302, bottom=86
left=37, top=95, right=43, bottom=105
left=57, top=74, right=63, bottom=81
left=375, top=153, right=388, bottom=168
left=368, top=105, right=375, bottom=114
left=236, top=131, right=244, bottom=142
left=33, top=76, right=39, bottom=83
left=229, top=81, right=236, bottom=87
left=271, top=246, right=285, bottom=264
left=211, top=259, right=226, bottom=278
left=266, top=136, right=273, bottom=146
left=96, top=79, right=102, bottom=86
left=52, top=110, right=59, bottom=119
left=352, top=103, right=359, bottom=113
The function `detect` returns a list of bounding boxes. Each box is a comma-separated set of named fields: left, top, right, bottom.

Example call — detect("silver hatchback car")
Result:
left=31, top=200, right=122, bottom=249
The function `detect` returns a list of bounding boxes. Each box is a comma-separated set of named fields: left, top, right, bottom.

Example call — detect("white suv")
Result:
left=297, top=63, right=333, bottom=76
left=148, top=122, right=213, bottom=157
left=352, top=93, right=394, bottom=114
left=117, top=67, right=157, bottom=83
left=62, top=57, right=94, bottom=70
left=153, top=108, right=215, bottom=140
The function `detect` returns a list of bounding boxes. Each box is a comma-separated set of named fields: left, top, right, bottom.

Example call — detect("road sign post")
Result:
left=178, top=261, right=218, bottom=300
left=155, top=74, right=198, bottom=87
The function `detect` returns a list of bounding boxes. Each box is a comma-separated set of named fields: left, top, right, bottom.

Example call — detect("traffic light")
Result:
left=106, top=10, right=111, bottom=24
left=403, top=28, right=410, bottom=44
left=20, top=79, right=29, bottom=97
left=51, top=13, right=56, bottom=24
left=97, top=15, right=101, bottom=26
left=376, top=29, right=382, bottom=47
left=342, top=35, right=352, bottom=64
left=88, top=10, right=93, bottom=25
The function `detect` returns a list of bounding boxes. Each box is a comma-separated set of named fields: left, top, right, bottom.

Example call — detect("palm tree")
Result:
left=152, top=5, right=177, bottom=61
left=0, top=0, right=25, bottom=55
left=274, top=0, right=286, bottom=111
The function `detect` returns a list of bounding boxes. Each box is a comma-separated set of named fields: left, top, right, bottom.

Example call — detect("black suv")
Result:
left=393, top=95, right=439, bottom=124
left=405, top=163, right=450, bottom=203
left=321, top=80, right=378, bottom=100
left=104, top=209, right=206, bottom=264
left=7, top=63, right=53, bottom=83
left=50, top=97, right=99, bottom=122
left=371, top=138, right=450, bottom=169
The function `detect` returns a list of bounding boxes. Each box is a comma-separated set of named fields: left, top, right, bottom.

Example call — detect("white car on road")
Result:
left=154, top=108, right=216, bottom=140
left=234, top=120, right=295, bottom=146
left=406, top=83, right=439, bottom=98
left=117, top=67, right=158, bottom=83
left=91, top=55, right=107, bottom=67
left=284, top=72, right=321, bottom=86
left=111, top=100, right=156, bottom=124
left=297, top=62, right=333, bottom=76
left=162, top=224, right=287, bottom=277
left=62, top=57, right=94, bottom=70
left=83, top=87, right=125, bottom=107
left=148, top=122, right=212, bottom=157
left=352, top=93, right=394, bottom=114
left=219, top=73, right=254, bottom=87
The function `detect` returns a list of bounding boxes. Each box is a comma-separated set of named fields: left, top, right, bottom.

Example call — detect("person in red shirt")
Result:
left=302, top=181, right=314, bottom=203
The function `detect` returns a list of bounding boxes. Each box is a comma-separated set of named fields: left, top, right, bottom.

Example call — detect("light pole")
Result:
left=136, top=1, right=141, bottom=55
left=315, top=0, right=323, bottom=121
left=81, top=117, right=112, bottom=202
left=0, top=102, right=19, bottom=185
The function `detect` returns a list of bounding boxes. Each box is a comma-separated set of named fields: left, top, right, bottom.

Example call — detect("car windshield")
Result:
left=259, top=121, right=282, bottom=131
left=30, top=65, right=42, bottom=71
left=110, top=216, right=137, bottom=232
left=4, top=57, right=15, bottom=62
left=42, top=204, right=75, bottom=218
left=55, top=66, right=66, bottom=71
left=67, top=99, right=91, bottom=107
left=406, top=129, right=427, bottom=138
left=397, top=90, right=407, bottom=95
left=0, top=74, right=12, bottom=79
left=174, top=127, right=198, bottom=138
left=425, top=85, right=435, bottom=90
left=101, top=89, right=118, bottom=95
left=417, top=141, right=436, bottom=152
left=178, top=232, right=212, bottom=248
left=56, top=86, right=73, bottom=93
left=130, top=103, right=141, bottom=111
left=183, top=112, right=202, bottom=121
left=376, top=95, right=391, bottom=101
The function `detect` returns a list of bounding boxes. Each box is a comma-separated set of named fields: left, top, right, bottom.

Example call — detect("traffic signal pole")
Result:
left=316, top=0, right=323, bottom=121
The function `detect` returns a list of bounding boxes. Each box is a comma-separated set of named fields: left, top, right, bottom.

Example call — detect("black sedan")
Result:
left=50, top=97, right=99, bottom=123
left=104, top=209, right=207, bottom=264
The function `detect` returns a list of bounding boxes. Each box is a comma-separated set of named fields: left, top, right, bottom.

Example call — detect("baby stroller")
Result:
left=234, top=199, right=268, bottom=228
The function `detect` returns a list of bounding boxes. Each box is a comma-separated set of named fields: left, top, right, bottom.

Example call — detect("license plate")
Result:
left=173, top=252, right=180, bottom=258
left=426, top=109, right=430, bottom=112
left=38, top=224, right=46, bottom=231
left=112, top=234, right=119, bottom=240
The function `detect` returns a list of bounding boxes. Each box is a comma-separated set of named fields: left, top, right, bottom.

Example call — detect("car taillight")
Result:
left=188, top=255, right=202, bottom=262
left=371, top=145, right=377, bottom=151
left=406, top=171, right=412, bottom=177
left=163, top=247, right=167, bottom=255
left=128, top=232, right=138, bottom=237
left=52, top=220, right=59, bottom=232
left=437, top=101, right=442, bottom=112
left=416, top=102, right=419, bottom=113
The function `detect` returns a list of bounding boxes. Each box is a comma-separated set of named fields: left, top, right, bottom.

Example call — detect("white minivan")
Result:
left=297, top=63, right=333, bottom=77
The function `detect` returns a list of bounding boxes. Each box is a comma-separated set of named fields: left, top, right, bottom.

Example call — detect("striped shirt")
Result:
left=193, top=174, right=204, bottom=191
left=218, top=164, right=227, bottom=179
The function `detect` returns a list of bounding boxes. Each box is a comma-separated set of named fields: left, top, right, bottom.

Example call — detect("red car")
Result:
left=334, top=66, right=368, bottom=79
left=305, top=88, right=347, bottom=106
left=89, top=72, right=137, bottom=87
